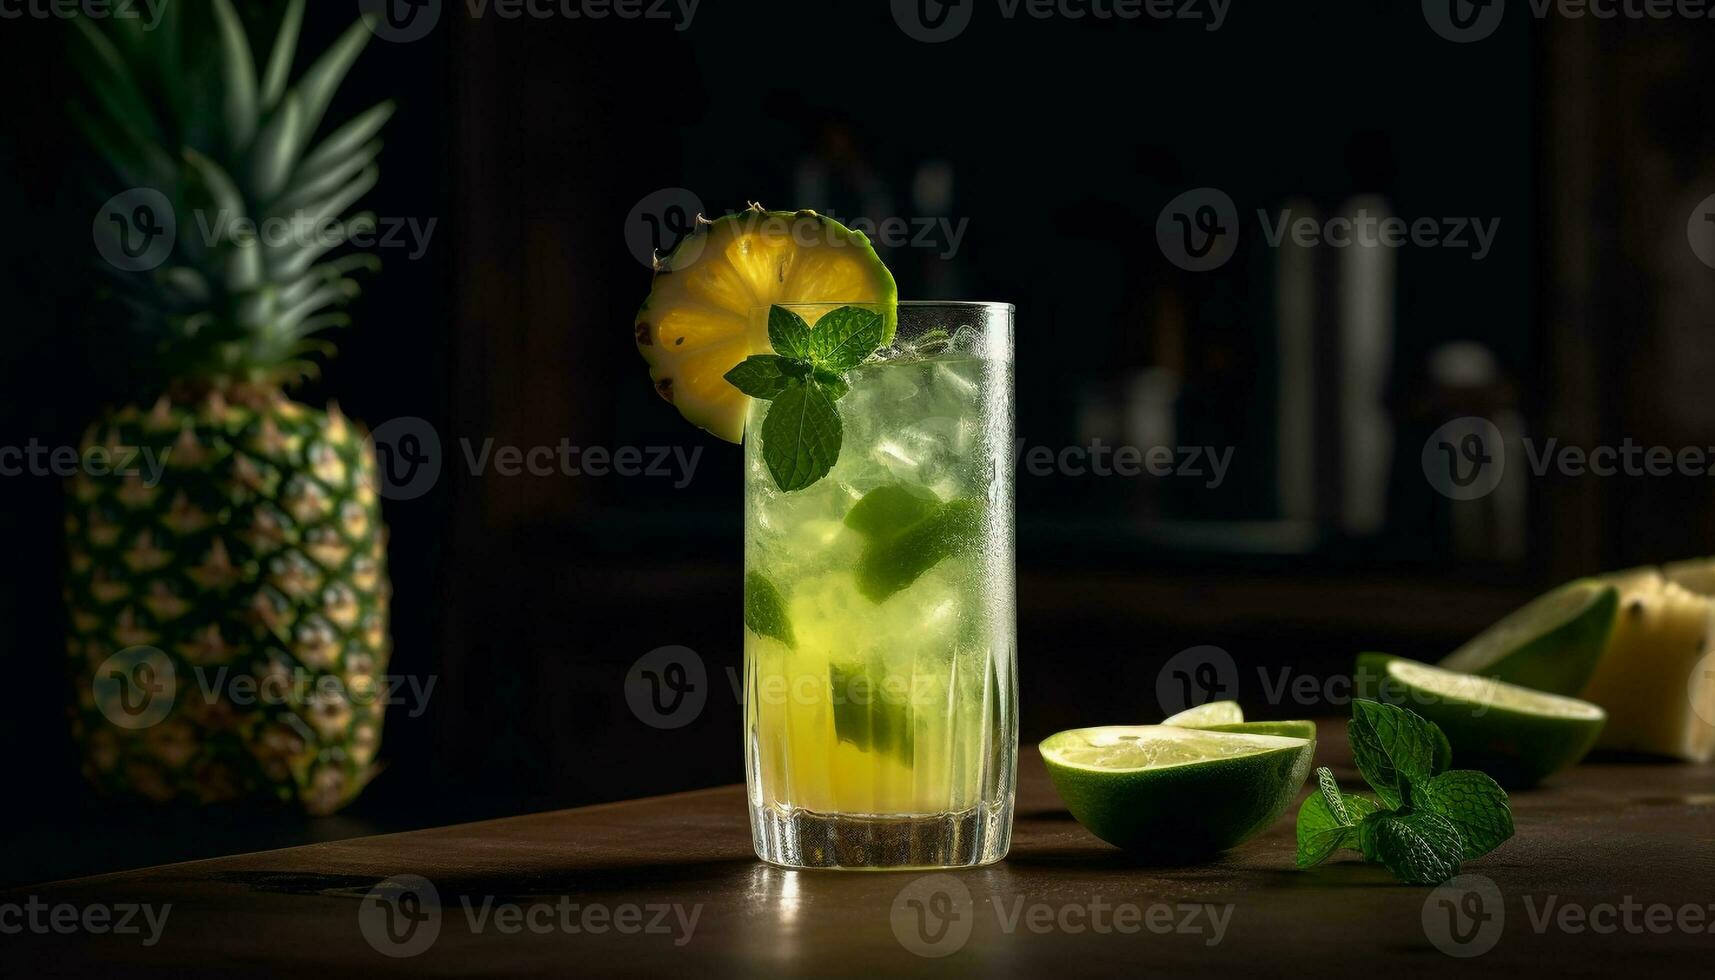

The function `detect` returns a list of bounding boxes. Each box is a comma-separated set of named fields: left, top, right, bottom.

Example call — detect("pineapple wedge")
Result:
left=1582, top=569, right=1715, bottom=762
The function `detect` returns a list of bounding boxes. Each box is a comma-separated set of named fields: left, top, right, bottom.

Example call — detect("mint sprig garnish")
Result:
left=725, top=304, right=887, bottom=492
left=1295, top=699, right=1514, bottom=885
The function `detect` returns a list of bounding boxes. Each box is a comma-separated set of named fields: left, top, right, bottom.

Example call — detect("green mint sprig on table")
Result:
left=723, top=305, right=887, bottom=492
left=1296, top=699, right=1514, bottom=885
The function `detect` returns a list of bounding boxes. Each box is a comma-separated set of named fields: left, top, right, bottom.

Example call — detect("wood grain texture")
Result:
left=5, top=720, right=1711, bottom=977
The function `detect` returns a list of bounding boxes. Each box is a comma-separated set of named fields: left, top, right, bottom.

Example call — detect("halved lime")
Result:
left=1363, top=654, right=1605, bottom=788
left=1162, top=700, right=1243, bottom=726
left=1439, top=579, right=1619, bottom=696
left=634, top=204, right=897, bottom=442
left=1040, top=726, right=1314, bottom=860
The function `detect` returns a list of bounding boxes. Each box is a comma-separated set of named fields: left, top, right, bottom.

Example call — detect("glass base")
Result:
left=750, top=800, right=1013, bottom=870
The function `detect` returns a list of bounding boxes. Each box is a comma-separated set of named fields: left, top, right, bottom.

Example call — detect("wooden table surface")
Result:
left=6, top=720, right=1712, bottom=977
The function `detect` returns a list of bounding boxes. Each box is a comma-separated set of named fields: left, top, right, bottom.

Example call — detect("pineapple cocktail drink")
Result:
left=742, top=303, right=1016, bottom=869
left=634, top=207, right=1016, bottom=868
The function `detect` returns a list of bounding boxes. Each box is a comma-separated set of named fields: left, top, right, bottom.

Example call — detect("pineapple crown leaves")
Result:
left=68, top=0, right=393, bottom=392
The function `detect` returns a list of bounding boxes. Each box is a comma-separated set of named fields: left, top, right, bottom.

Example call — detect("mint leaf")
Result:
left=760, top=381, right=842, bottom=492
left=1296, top=768, right=1382, bottom=867
left=743, top=571, right=795, bottom=649
left=1361, top=809, right=1464, bottom=885
left=1417, top=770, right=1514, bottom=859
left=767, top=305, right=815, bottom=361
left=725, top=355, right=796, bottom=399
left=808, top=305, right=886, bottom=370
left=1296, top=768, right=1356, bottom=868
left=1338, top=793, right=1381, bottom=852
left=1317, top=766, right=1352, bottom=823
left=1349, top=699, right=1438, bottom=808
left=846, top=489, right=984, bottom=602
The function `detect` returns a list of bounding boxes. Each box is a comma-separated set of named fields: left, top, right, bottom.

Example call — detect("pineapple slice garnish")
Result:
left=634, top=204, right=897, bottom=443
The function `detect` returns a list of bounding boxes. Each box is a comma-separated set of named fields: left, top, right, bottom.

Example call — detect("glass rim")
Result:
left=755, top=300, right=1015, bottom=314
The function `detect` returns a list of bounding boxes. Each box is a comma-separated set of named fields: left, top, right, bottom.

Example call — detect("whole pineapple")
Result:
left=64, top=1, right=394, bottom=814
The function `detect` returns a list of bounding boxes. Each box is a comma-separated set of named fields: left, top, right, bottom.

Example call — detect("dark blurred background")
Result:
left=3, top=1, right=1714, bottom=885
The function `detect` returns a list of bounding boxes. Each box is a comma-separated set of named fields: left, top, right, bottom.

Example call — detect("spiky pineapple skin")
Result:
left=65, top=389, right=391, bottom=815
